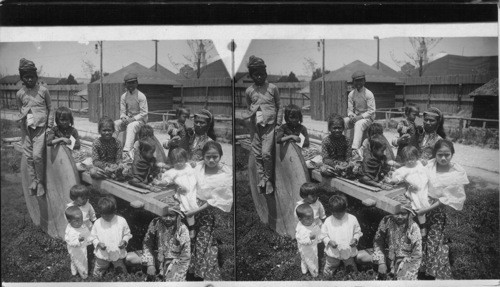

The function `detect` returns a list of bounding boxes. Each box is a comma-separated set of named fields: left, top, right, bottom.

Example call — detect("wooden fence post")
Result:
left=56, top=91, right=60, bottom=107
left=457, top=83, right=462, bottom=113
left=402, top=83, right=406, bottom=107
left=180, top=86, right=184, bottom=107
left=205, top=86, right=209, bottom=109
left=68, top=90, right=71, bottom=109
left=289, top=87, right=292, bottom=105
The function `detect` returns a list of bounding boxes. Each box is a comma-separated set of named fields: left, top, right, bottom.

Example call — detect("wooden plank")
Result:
left=311, top=170, right=405, bottom=214
left=81, top=172, right=173, bottom=216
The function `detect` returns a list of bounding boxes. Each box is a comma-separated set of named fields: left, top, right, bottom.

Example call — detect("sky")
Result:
left=237, top=37, right=498, bottom=76
left=0, top=37, right=497, bottom=79
left=0, top=40, right=221, bottom=79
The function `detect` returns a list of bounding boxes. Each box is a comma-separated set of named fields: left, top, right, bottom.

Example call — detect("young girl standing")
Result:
left=393, top=103, right=422, bottom=163
left=419, top=139, right=469, bottom=279
left=387, top=146, right=430, bottom=236
left=321, top=195, right=362, bottom=276
left=294, top=182, right=326, bottom=226
left=91, top=196, right=132, bottom=277
left=276, top=104, right=309, bottom=148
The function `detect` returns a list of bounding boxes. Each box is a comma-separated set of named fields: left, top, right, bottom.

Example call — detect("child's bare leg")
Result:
left=356, top=249, right=373, bottom=265
left=261, top=124, right=275, bottom=194
left=23, top=130, right=38, bottom=195
left=300, top=258, right=307, bottom=274
left=251, top=126, right=266, bottom=192
left=32, top=127, right=46, bottom=196
left=323, top=256, right=341, bottom=277
left=344, top=257, right=358, bottom=273
left=187, top=216, right=196, bottom=239
left=418, top=216, right=427, bottom=237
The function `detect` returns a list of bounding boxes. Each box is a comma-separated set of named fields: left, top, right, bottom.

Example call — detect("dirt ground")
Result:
left=0, top=119, right=234, bottom=282
left=234, top=144, right=499, bottom=281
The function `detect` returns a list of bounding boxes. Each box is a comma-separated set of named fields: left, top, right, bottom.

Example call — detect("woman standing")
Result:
left=187, top=141, right=233, bottom=280
left=418, top=139, right=469, bottom=279
left=394, top=107, right=446, bottom=165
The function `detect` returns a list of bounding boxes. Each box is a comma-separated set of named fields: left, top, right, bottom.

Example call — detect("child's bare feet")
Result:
left=265, top=180, right=274, bottom=195
left=258, top=179, right=266, bottom=194
left=29, top=180, right=38, bottom=196
left=36, top=182, right=46, bottom=196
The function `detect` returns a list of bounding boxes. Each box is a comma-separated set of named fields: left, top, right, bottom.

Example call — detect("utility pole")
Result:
left=153, top=40, right=159, bottom=71
left=374, top=36, right=380, bottom=70
left=96, top=41, right=104, bottom=118
left=319, top=39, right=326, bottom=120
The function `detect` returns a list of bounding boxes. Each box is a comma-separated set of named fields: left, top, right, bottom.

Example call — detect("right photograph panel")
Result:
left=235, top=38, right=499, bottom=281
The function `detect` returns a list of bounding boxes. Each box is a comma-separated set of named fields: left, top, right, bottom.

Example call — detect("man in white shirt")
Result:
left=343, top=71, right=376, bottom=157
left=114, top=73, right=149, bottom=158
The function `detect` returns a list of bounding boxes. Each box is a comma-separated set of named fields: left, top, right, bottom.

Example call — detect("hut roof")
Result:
left=371, top=62, right=402, bottom=79
left=93, top=62, right=180, bottom=86
left=411, top=54, right=498, bottom=77
left=0, top=75, right=20, bottom=84
left=314, top=60, right=402, bottom=83
left=469, top=78, right=498, bottom=97
left=149, top=64, right=183, bottom=84
left=180, top=59, right=230, bottom=80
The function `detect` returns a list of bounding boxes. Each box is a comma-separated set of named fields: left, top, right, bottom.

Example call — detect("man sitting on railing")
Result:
left=114, top=73, right=149, bottom=160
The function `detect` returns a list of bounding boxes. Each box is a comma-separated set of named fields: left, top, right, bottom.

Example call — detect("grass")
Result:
left=235, top=145, right=499, bottom=281
left=0, top=118, right=234, bottom=282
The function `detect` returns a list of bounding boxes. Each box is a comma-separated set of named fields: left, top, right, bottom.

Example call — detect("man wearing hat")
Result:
left=16, top=58, right=54, bottom=196
left=344, top=70, right=376, bottom=157
left=114, top=73, right=149, bottom=158
left=245, top=55, right=283, bottom=194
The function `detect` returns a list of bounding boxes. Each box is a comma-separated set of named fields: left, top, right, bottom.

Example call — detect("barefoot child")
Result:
left=89, top=117, right=126, bottom=180
left=276, top=104, right=309, bottom=148
left=393, top=103, right=422, bottom=163
left=245, top=56, right=282, bottom=194
left=128, top=138, right=162, bottom=192
left=294, top=182, right=326, bottom=226
left=66, top=184, right=96, bottom=229
left=322, top=195, right=362, bottom=275
left=65, top=206, right=92, bottom=279
left=16, top=58, right=54, bottom=196
left=91, top=196, right=132, bottom=277
left=359, top=135, right=393, bottom=190
left=157, top=148, right=198, bottom=238
left=386, top=146, right=430, bottom=236
left=420, top=140, right=469, bottom=279
left=320, top=114, right=351, bottom=177
left=163, top=107, right=191, bottom=161
left=295, top=204, right=323, bottom=278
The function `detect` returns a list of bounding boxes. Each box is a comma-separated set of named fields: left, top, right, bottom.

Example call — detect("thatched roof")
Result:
left=469, top=78, right=498, bottom=97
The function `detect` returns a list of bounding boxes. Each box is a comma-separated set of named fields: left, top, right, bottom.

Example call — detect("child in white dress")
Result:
left=322, top=195, right=362, bottom=276
left=295, top=204, right=323, bottom=277
left=157, top=147, right=198, bottom=238
left=66, top=184, right=96, bottom=229
left=386, top=146, right=430, bottom=236
left=64, top=206, right=92, bottom=279
left=91, top=196, right=132, bottom=277
left=294, top=182, right=326, bottom=226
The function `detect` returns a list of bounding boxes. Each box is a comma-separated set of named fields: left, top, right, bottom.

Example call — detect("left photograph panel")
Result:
left=0, top=40, right=234, bottom=282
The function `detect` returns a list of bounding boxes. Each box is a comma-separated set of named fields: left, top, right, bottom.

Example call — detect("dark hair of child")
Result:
left=432, top=139, right=455, bottom=158
left=176, top=107, right=190, bottom=118
left=137, top=124, right=154, bottom=140
left=284, top=104, right=303, bottom=124
left=401, top=145, right=420, bottom=162
left=138, top=138, right=156, bottom=154
left=55, top=106, right=74, bottom=127
left=69, top=184, right=89, bottom=201
left=65, top=205, right=82, bottom=221
left=404, top=102, right=420, bottom=116
left=202, top=141, right=223, bottom=157
left=299, top=182, right=318, bottom=199
left=98, top=116, right=115, bottom=133
left=97, top=196, right=117, bottom=215
left=170, top=147, right=189, bottom=164
left=367, top=123, right=384, bottom=137
left=296, top=203, right=313, bottom=219
left=369, top=134, right=386, bottom=152
left=329, top=194, right=348, bottom=213
left=327, top=113, right=345, bottom=132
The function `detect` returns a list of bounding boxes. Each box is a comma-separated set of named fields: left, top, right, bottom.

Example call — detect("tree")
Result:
left=287, top=71, right=299, bottom=82
left=168, top=40, right=215, bottom=79
left=391, top=37, right=442, bottom=77
left=57, top=74, right=79, bottom=85
left=311, top=68, right=330, bottom=81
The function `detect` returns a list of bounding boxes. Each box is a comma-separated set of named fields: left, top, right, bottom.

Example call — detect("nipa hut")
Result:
left=469, top=78, right=498, bottom=128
